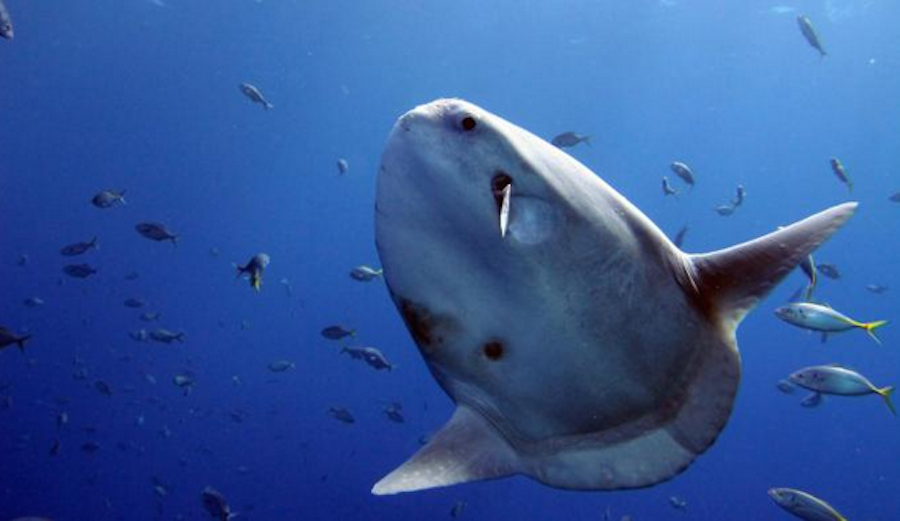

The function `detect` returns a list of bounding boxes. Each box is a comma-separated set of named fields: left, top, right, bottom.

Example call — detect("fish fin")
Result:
left=372, top=405, right=521, bottom=495
left=861, top=320, right=888, bottom=345
left=16, top=335, right=30, bottom=353
left=685, top=202, right=857, bottom=327
left=876, top=386, right=895, bottom=416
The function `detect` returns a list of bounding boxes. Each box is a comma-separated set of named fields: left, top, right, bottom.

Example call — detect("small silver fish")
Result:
left=776, top=379, right=796, bottom=394
left=239, top=83, right=273, bottom=110
left=661, top=176, right=678, bottom=197
left=829, top=157, right=852, bottom=192
left=670, top=161, right=695, bottom=186
left=321, top=325, right=355, bottom=340
left=361, top=347, right=394, bottom=371
left=129, top=329, right=149, bottom=342
left=123, top=298, right=146, bottom=308
left=800, top=392, right=823, bottom=408
left=774, top=302, right=887, bottom=345
left=383, top=402, right=404, bottom=423
left=235, top=253, right=270, bottom=292
left=797, top=15, right=827, bottom=57
left=350, top=265, right=383, bottom=282
left=732, top=184, right=746, bottom=207
left=150, top=329, right=185, bottom=344
left=91, top=189, right=127, bottom=208
left=63, top=264, right=97, bottom=278
left=865, top=284, right=888, bottom=294
left=267, top=360, right=295, bottom=372
left=23, top=297, right=45, bottom=308
left=669, top=496, right=687, bottom=511
left=140, top=312, right=162, bottom=322
left=790, top=364, right=894, bottom=415
left=328, top=406, right=355, bottom=424
left=0, top=0, right=13, bottom=40
left=337, top=158, right=350, bottom=175
left=60, top=237, right=99, bottom=256
left=551, top=132, right=590, bottom=149
left=769, top=487, right=846, bottom=521
left=714, top=204, right=735, bottom=216
left=673, top=226, right=688, bottom=248
left=135, top=222, right=179, bottom=245
left=816, top=263, right=840, bottom=280
left=201, top=486, right=238, bottom=521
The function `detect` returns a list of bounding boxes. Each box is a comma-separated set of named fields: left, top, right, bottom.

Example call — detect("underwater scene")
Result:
left=1, top=1, right=899, bottom=520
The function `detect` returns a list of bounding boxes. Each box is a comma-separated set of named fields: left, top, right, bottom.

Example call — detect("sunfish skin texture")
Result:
left=373, top=98, right=857, bottom=495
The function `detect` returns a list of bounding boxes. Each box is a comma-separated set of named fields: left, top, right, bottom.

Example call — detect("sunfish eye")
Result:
left=460, top=115, right=477, bottom=131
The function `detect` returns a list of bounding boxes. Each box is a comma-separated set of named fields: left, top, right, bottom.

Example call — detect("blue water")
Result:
left=2, top=1, right=899, bottom=519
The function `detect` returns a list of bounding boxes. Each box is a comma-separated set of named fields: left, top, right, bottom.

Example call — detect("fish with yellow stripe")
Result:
left=790, top=364, right=894, bottom=416
left=774, top=302, right=887, bottom=345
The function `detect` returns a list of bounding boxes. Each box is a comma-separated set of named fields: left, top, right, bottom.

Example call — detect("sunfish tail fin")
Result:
left=876, top=386, right=895, bottom=416
left=862, top=320, right=888, bottom=345
left=371, top=406, right=521, bottom=495
left=685, top=202, right=857, bottom=327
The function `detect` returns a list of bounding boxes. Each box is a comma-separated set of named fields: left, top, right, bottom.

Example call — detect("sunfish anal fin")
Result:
left=372, top=406, right=520, bottom=495
left=685, top=202, right=857, bottom=327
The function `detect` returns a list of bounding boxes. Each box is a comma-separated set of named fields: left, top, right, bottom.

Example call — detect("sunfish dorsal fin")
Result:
left=372, top=406, right=520, bottom=495
left=686, top=202, right=857, bottom=327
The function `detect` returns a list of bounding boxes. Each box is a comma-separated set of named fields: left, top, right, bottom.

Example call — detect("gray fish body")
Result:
left=150, top=329, right=184, bottom=343
left=551, top=132, right=590, bottom=149
left=350, top=265, right=383, bottom=281
left=384, top=403, right=405, bottom=423
left=201, top=486, right=236, bottom=521
left=321, top=326, right=354, bottom=340
left=267, top=360, right=295, bottom=372
left=769, top=487, right=846, bottom=521
left=63, top=264, right=97, bottom=278
left=797, top=16, right=827, bottom=57
left=135, top=222, right=178, bottom=245
left=816, top=263, right=840, bottom=279
left=329, top=407, right=355, bottom=423
left=91, top=190, right=126, bottom=208
left=829, top=157, right=851, bottom=191
left=661, top=177, right=678, bottom=197
left=670, top=161, right=695, bottom=186
left=0, top=327, right=29, bottom=352
left=23, top=297, right=45, bottom=308
left=61, top=237, right=98, bottom=256
left=123, top=298, right=146, bottom=308
left=337, top=158, right=350, bottom=175
left=240, top=83, right=273, bottom=110
left=0, top=0, right=13, bottom=40
left=790, top=365, right=883, bottom=397
left=865, top=284, right=887, bottom=294
left=373, top=99, right=856, bottom=495
left=362, top=347, right=394, bottom=371
left=715, top=204, right=735, bottom=216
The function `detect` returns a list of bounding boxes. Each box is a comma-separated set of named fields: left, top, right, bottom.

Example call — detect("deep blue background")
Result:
left=2, top=1, right=899, bottom=519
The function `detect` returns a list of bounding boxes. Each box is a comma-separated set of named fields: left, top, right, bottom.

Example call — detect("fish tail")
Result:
left=90, top=236, right=99, bottom=250
left=861, top=320, right=888, bottom=345
left=265, top=102, right=274, bottom=110
left=583, top=135, right=591, bottom=147
left=119, top=190, right=128, bottom=205
left=877, top=386, right=895, bottom=416
left=16, top=335, right=31, bottom=353
left=252, top=273, right=262, bottom=292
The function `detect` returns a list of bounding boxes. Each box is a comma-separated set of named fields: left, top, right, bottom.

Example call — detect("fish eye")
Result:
left=483, top=341, right=504, bottom=361
left=460, top=115, right=477, bottom=132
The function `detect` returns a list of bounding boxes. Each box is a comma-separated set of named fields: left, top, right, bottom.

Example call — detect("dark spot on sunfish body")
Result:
left=482, top=341, right=504, bottom=361
left=398, top=299, right=437, bottom=347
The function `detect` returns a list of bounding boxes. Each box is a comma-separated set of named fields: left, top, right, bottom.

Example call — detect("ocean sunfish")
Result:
left=372, top=98, right=856, bottom=495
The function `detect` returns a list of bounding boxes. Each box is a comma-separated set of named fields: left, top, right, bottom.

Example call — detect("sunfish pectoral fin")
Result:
left=685, top=202, right=857, bottom=327
left=499, top=184, right=511, bottom=238
left=372, top=405, right=521, bottom=495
